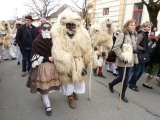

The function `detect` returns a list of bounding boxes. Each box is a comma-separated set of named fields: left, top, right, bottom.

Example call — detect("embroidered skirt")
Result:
left=27, top=62, right=60, bottom=94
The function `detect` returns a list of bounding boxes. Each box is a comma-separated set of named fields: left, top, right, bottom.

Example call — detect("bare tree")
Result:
left=141, top=0, right=160, bottom=30
left=25, top=0, right=61, bottom=18
left=70, top=0, right=93, bottom=29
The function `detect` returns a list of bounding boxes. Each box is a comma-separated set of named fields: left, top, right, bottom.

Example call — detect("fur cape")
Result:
left=0, top=20, right=11, bottom=48
left=89, top=18, right=113, bottom=60
left=51, top=9, right=92, bottom=84
left=99, top=17, right=114, bottom=35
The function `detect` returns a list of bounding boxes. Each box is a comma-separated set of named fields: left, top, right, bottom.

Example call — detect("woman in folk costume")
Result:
left=106, top=30, right=120, bottom=77
left=93, top=17, right=114, bottom=78
left=89, top=23, right=113, bottom=78
left=108, top=19, right=138, bottom=103
left=1, top=20, right=16, bottom=60
left=11, top=21, right=24, bottom=65
left=51, top=9, right=92, bottom=109
left=26, top=22, right=60, bottom=116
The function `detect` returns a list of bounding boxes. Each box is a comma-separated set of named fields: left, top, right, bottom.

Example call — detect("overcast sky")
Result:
left=0, top=0, right=26, bottom=20
left=0, top=0, right=84, bottom=20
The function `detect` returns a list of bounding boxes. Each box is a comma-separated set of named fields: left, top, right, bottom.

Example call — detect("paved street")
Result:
left=0, top=60, right=160, bottom=120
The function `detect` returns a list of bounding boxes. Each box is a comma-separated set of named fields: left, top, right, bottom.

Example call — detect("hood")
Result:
left=122, top=28, right=137, bottom=36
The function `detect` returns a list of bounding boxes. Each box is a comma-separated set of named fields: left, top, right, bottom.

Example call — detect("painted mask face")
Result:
left=41, top=24, right=51, bottom=39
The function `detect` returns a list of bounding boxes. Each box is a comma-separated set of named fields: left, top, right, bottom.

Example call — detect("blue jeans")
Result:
left=22, top=50, right=31, bottom=72
left=111, top=67, right=132, bottom=86
left=129, top=63, right=145, bottom=87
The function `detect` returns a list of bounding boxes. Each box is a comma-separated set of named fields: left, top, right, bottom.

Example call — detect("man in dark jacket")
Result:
left=16, top=15, right=38, bottom=76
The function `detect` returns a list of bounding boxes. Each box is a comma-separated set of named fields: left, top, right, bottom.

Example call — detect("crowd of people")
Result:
left=0, top=9, right=160, bottom=116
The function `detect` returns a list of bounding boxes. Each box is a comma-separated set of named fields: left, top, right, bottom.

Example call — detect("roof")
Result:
left=49, top=4, right=68, bottom=18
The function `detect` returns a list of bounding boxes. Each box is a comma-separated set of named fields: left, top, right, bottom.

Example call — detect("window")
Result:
left=103, top=8, right=109, bottom=15
left=133, top=3, right=143, bottom=25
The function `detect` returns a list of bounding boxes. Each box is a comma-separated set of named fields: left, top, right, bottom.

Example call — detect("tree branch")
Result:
left=71, top=0, right=83, bottom=10
left=154, top=0, right=160, bottom=4
left=141, top=0, right=149, bottom=6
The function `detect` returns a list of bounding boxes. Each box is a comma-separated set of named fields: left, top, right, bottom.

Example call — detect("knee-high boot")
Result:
left=121, top=85, right=128, bottom=103
left=108, top=79, right=121, bottom=93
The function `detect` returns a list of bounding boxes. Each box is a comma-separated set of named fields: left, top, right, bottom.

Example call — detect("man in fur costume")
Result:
left=90, top=18, right=114, bottom=78
left=1, top=20, right=16, bottom=60
left=51, top=9, right=92, bottom=109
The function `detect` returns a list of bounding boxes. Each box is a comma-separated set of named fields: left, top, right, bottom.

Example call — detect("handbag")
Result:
left=137, top=51, right=150, bottom=63
left=106, top=50, right=116, bottom=62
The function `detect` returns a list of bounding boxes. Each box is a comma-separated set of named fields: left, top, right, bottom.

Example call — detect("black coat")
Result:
left=15, top=24, right=38, bottom=53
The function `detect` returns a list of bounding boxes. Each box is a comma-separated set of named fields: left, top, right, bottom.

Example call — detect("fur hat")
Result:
left=25, top=15, right=34, bottom=21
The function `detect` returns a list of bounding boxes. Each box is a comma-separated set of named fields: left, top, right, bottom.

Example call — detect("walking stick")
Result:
left=118, top=63, right=127, bottom=110
left=88, top=60, right=92, bottom=100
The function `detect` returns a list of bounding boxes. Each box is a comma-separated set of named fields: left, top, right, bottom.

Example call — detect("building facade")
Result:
left=93, top=0, right=160, bottom=33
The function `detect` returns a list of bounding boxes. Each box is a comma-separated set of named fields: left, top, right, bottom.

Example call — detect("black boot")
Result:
left=121, top=85, right=128, bottom=103
left=98, top=72, right=106, bottom=78
left=108, top=83, right=114, bottom=93
left=108, top=79, right=121, bottom=93
left=93, top=68, right=97, bottom=76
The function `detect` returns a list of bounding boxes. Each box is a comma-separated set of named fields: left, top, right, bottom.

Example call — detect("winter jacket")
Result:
left=113, top=28, right=137, bottom=67
left=15, top=24, right=38, bottom=53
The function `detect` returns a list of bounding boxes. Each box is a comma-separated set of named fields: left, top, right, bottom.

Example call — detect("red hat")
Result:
left=25, top=15, right=34, bottom=21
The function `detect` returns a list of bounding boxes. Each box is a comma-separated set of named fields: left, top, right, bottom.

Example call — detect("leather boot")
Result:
left=68, top=94, right=76, bottom=109
left=108, top=83, right=114, bottom=93
left=73, top=92, right=78, bottom=100
left=93, top=68, right=97, bottom=76
left=108, top=79, right=121, bottom=93
left=121, top=85, right=128, bottom=103
left=98, top=72, right=106, bottom=78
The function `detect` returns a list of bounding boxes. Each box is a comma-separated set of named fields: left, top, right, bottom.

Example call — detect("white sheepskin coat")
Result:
left=89, top=18, right=114, bottom=61
left=0, top=20, right=11, bottom=48
left=51, top=10, right=92, bottom=84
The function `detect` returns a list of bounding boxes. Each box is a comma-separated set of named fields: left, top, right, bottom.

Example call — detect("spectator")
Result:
left=108, top=19, right=138, bottom=103
left=38, top=18, right=47, bottom=33
left=16, top=15, right=38, bottom=77
left=129, top=21, right=153, bottom=92
left=143, top=34, right=160, bottom=88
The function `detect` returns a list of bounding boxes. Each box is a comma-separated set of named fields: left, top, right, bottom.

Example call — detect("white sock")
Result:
left=111, top=63, right=117, bottom=74
left=106, top=63, right=110, bottom=71
left=41, top=94, right=51, bottom=110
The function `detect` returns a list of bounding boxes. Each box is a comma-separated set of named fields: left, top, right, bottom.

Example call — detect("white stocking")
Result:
left=111, top=63, right=117, bottom=74
left=41, top=94, right=51, bottom=109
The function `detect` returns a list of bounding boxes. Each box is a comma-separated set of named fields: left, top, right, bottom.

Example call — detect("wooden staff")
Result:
left=118, top=63, right=127, bottom=110
left=88, top=59, right=93, bottom=100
